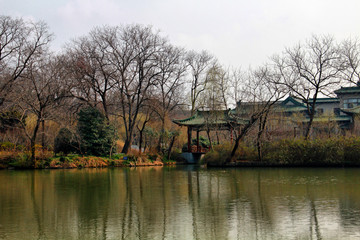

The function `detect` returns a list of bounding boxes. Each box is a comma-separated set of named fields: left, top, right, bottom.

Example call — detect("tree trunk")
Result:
left=157, top=116, right=167, bottom=153
left=167, top=135, right=176, bottom=160
left=138, top=129, right=144, bottom=154
left=228, top=117, right=257, bottom=162
left=30, top=118, right=41, bottom=167
left=30, top=139, right=36, bottom=167
left=206, top=129, right=213, bottom=150
left=144, top=134, right=148, bottom=153
left=156, top=123, right=165, bottom=153
left=41, top=120, right=45, bottom=150
left=256, top=110, right=270, bottom=162
left=256, top=116, right=263, bottom=162
left=187, top=127, right=192, bottom=152
left=121, top=137, right=132, bottom=154
left=305, top=112, right=315, bottom=140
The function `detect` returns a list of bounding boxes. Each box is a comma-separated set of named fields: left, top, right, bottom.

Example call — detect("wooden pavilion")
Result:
left=172, top=109, right=248, bottom=153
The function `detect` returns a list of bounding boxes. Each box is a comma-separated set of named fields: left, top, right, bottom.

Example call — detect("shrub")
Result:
left=8, top=152, right=32, bottom=168
left=343, top=137, right=360, bottom=164
left=0, top=142, right=15, bottom=151
left=111, top=153, right=125, bottom=160
left=262, top=138, right=349, bottom=166
left=54, top=128, right=77, bottom=154
left=182, top=136, right=212, bottom=152
left=202, top=142, right=256, bottom=164
left=168, top=149, right=186, bottom=162
left=202, top=150, right=223, bottom=164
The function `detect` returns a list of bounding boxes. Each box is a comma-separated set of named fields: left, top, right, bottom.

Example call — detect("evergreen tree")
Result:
left=77, top=107, right=115, bottom=156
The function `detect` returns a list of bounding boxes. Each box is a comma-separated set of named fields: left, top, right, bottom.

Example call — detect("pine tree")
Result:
left=77, top=107, right=115, bottom=156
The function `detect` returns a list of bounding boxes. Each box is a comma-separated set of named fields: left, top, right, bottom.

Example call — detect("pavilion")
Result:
left=172, top=109, right=248, bottom=153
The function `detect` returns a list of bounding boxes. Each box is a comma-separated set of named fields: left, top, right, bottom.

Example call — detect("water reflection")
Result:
left=0, top=167, right=360, bottom=239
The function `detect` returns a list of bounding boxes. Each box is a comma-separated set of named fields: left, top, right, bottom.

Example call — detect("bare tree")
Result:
left=200, top=63, right=230, bottom=145
left=65, top=27, right=117, bottom=120
left=271, top=35, right=345, bottom=139
left=229, top=67, right=246, bottom=107
left=217, top=66, right=230, bottom=110
left=186, top=50, right=215, bottom=114
left=0, top=15, right=52, bottom=106
left=151, top=45, right=187, bottom=152
left=201, top=63, right=229, bottom=111
left=14, top=53, right=69, bottom=165
left=340, top=38, right=360, bottom=84
left=107, top=25, right=168, bottom=153
left=229, top=66, right=286, bottom=162
left=136, top=106, right=154, bottom=154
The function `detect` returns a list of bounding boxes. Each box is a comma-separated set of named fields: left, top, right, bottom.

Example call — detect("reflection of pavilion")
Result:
left=172, top=110, right=248, bottom=153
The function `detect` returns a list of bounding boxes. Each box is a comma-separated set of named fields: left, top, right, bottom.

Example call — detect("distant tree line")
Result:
left=1, top=15, right=360, bottom=164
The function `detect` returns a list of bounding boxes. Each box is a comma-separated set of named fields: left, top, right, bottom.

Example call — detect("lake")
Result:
left=0, top=166, right=360, bottom=239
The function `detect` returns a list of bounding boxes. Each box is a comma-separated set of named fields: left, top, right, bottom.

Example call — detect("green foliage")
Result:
left=0, top=142, right=25, bottom=151
left=57, top=154, right=80, bottom=163
left=111, top=153, right=125, bottom=160
left=193, top=136, right=210, bottom=148
left=182, top=136, right=211, bottom=152
left=54, top=128, right=76, bottom=154
left=1, top=141, right=15, bottom=150
left=77, top=107, right=116, bottom=156
left=8, top=152, right=32, bottom=168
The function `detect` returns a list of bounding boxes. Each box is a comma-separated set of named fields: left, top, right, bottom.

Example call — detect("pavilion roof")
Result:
left=172, top=110, right=248, bottom=130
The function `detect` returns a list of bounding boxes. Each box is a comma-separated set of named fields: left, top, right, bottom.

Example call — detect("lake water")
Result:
left=0, top=166, right=360, bottom=240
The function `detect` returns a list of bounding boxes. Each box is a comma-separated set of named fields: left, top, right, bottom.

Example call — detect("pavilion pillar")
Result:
left=187, top=127, right=192, bottom=152
left=196, top=130, right=200, bottom=152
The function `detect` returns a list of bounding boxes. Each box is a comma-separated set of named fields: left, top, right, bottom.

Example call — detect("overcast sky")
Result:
left=2, top=0, right=360, bottom=68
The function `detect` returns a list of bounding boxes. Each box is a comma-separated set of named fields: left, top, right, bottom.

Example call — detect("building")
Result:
left=173, top=84, right=360, bottom=154
left=276, top=85, right=360, bottom=131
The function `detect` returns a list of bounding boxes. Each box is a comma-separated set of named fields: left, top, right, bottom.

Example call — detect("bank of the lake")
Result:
left=2, top=137, right=360, bottom=169
left=0, top=151, right=180, bottom=170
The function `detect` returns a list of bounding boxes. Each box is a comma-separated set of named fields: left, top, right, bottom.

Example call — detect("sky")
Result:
left=2, top=0, right=360, bottom=68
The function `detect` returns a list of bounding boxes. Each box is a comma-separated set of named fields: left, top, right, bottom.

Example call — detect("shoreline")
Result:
left=206, top=161, right=360, bottom=168
left=0, top=152, right=184, bottom=170
left=3, top=160, right=360, bottom=170
left=1, top=162, right=182, bottom=170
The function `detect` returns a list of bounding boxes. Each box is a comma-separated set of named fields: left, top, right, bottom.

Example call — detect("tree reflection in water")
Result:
left=0, top=167, right=360, bottom=239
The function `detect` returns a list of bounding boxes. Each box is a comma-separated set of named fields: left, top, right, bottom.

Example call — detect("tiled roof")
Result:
left=314, top=98, right=339, bottom=103
left=301, top=115, right=352, bottom=123
left=172, top=110, right=248, bottom=129
left=334, top=86, right=360, bottom=94
left=274, top=96, right=308, bottom=112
